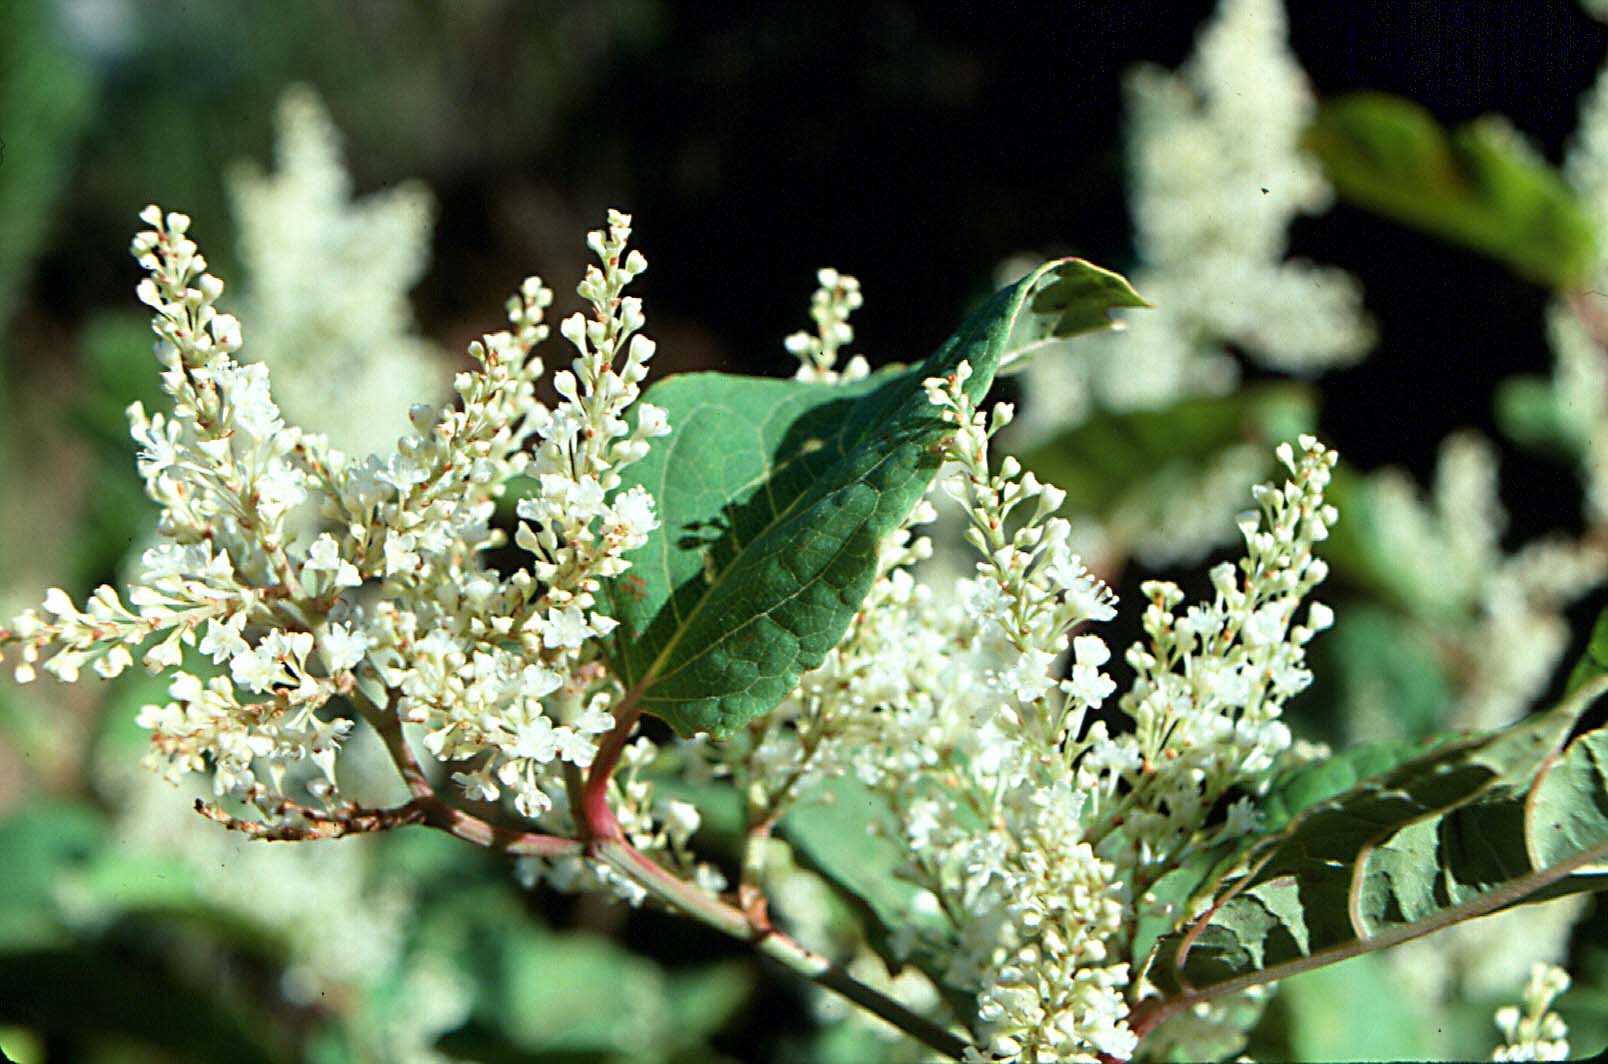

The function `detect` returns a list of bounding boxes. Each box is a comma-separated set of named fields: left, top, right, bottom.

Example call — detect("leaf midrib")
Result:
left=629, top=387, right=910, bottom=698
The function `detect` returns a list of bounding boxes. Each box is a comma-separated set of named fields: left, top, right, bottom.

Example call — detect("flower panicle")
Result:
left=786, top=266, right=871, bottom=383
left=2, top=206, right=672, bottom=835
left=1492, top=962, right=1571, bottom=1062
left=923, top=361, right=1118, bottom=738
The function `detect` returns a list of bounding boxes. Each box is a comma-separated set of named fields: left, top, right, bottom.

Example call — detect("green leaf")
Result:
left=1256, top=732, right=1464, bottom=834
left=1556, top=943, right=1608, bottom=1061
left=1567, top=603, right=1608, bottom=696
left=1306, top=92, right=1598, bottom=289
left=779, top=775, right=975, bottom=1022
left=0, top=943, right=289, bottom=1064
left=421, top=884, right=747, bottom=1063
left=1142, top=678, right=1608, bottom=1020
left=1131, top=735, right=1456, bottom=973
left=663, top=959, right=753, bottom=1047
left=0, top=0, right=94, bottom=335
left=604, top=259, right=1143, bottom=737
left=1017, top=383, right=1316, bottom=553
left=779, top=776, right=951, bottom=957
left=1496, top=375, right=1578, bottom=461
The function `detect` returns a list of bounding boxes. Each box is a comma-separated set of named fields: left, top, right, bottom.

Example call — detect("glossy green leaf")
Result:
left=1306, top=92, right=1598, bottom=289
left=1018, top=384, right=1316, bottom=556
left=604, top=259, right=1143, bottom=737
left=1142, top=678, right=1608, bottom=1021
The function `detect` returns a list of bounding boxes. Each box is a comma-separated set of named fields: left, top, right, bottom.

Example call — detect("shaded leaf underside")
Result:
left=1146, top=677, right=1608, bottom=1008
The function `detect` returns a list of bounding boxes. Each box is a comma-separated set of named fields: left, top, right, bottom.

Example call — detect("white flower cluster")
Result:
left=802, top=367, right=1337, bottom=1061
left=229, top=84, right=447, bottom=458
left=784, top=267, right=871, bottom=384
left=927, top=363, right=1120, bottom=730
left=1540, top=301, right=1608, bottom=522
left=425, top=210, right=670, bottom=817
left=1492, top=963, right=1572, bottom=1062
left=1541, top=47, right=1608, bottom=522
left=1096, top=439, right=1337, bottom=871
left=1016, top=0, right=1371, bottom=447
left=0, top=205, right=668, bottom=830
left=1356, top=434, right=1607, bottom=738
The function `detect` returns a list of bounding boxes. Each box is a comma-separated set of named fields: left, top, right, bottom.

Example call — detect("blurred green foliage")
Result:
left=0, top=0, right=93, bottom=335
left=1306, top=91, right=1599, bottom=290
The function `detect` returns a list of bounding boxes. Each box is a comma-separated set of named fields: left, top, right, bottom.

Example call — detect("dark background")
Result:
left=16, top=1, right=1608, bottom=538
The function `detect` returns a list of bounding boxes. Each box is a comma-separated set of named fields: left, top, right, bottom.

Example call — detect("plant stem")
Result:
left=354, top=682, right=581, bottom=859
left=739, top=817, right=774, bottom=924
left=352, top=677, right=967, bottom=1058
left=592, top=837, right=970, bottom=1061
left=578, top=686, right=643, bottom=843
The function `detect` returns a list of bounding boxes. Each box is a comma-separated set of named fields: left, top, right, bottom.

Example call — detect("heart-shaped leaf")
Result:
left=603, top=258, right=1144, bottom=737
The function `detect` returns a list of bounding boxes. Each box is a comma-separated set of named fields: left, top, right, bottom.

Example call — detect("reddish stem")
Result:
left=358, top=690, right=582, bottom=859
left=579, top=691, right=642, bottom=845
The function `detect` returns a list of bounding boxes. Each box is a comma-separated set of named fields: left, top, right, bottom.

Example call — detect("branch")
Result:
left=1127, top=831, right=1608, bottom=1042
left=354, top=682, right=582, bottom=859
left=578, top=685, right=643, bottom=844
left=350, top=677, right=964, bottom=1057
left=591, top=837, right=969, bottom=1061
left=194, top=796, right=426, bottom=840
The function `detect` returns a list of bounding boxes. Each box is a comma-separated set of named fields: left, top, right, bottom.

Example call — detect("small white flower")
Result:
left=999, top=649, right=1057, bottom=703
left=231, top=644, right=281, bottom=693
left=519, top=664, right=563, bottom=700
left=663, top=800, right=701, bottom=846
left=1242, top=601, right=1286, bottom=645
left=542, top=605, right=592, bottom=650
left=576, top=702, right=615, bottom=734
left=383, top=533, right=421, bottom=576
left=199, top=617, right=250, bottom=664
left=1222, top=796, right=1262, bottom=838
left=1065, top=663, right=1117, bottom=710
left=512, top=715, right=559, bottom=763
left=609, top=486, right=659, bottom=539
left=320, top=622, right=370, bottom=672
left=553, top=726, right=596, bottom=768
